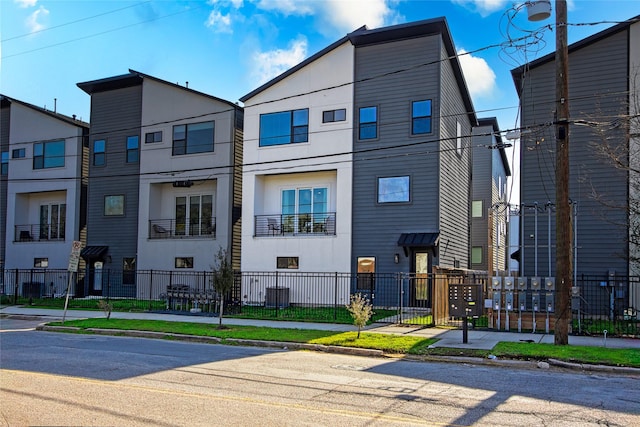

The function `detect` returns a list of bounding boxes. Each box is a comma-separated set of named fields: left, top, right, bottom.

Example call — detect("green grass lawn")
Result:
left=49, top=318, right=639, bottom=367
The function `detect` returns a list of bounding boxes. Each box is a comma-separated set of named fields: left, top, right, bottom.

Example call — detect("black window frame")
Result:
left=93, top=139, right=106, bottom=167
left=322, top=108, right=346, bottom=123
left=33, top=140, right=65, bottom=170
left=259, top=109, right=309, bottom=147
left=175, top=257, right=194, bottom=269
left=172, top=121, right=215, bottom=156
left=412, top=100, right=432, bottom=135
left=1, top=151, right=7, bottom=175
left=12, top=148, right=25, bottom=158
left=276, top=257, right=299, bottom=269
left=358, top=106, right=377, bottom=140
left=126, top=135, right=139, bottom=163
left=34, top=257, right=49, bottom=268
left=145, top=131, right=163, bottom=143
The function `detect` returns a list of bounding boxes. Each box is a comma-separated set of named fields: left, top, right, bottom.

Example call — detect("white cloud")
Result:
left=451, top=0, right=508, bottom=17
left=25, top=5, right=49, bottom=33
left=254, top=0, right=314, bottom=16
left=208, top=0, right=244, bottom=8
left=14, top=0, right=37, bottom=8
left=205, top=10, right=233, bottom=33
left=318, top=0, right=393, bottom=33
left=457, top=48, right=497, bottom=99
left=252, top=36, right=308, bottom=84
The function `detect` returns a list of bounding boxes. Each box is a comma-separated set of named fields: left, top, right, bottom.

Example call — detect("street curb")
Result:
left=547, top=358, right=640, bottom=375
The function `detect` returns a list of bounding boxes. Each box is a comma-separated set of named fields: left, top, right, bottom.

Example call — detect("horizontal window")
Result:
left=378, top=176, right=410, bottom=203
left=322, top=108, right=346, bottom=123
left=33, top=140, right=65, bottom=169
left=276, top=257, right=299, bottom=269
left=12, top=148, right=25, bottom=158
left=145, top=131, right=162, bottom=143
left=173, top=121, right=214, bottom=155
left=175, top=257, right=194, bottom=269
left=259, top=109, right=308, bottom=146
left=34, top=258, right=49, bottom=268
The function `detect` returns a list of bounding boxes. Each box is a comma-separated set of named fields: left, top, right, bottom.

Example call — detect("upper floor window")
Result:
left=33, top=140, right=64, bottom=169
left=378, top=176, right=410, bottom=203
left=359, top=106, right=377, bottom=140
left=259, top=109, right=308, bottom=146
left=126, top=136, right=139, bottom=163
left=173, top=121, right=214, bottom=155
left=412, top=100, right=432, bottom=134
left=12, top=148, right=25, bottom=158
left=1, top=151, right=8, bottom=175
left=175, top=195, right=214, bottom=236
left=322, top=108, right=346, bottom=123
left=145, top=131, right=162, bottom=143
left=472, top=200, right=483, bottom=218
left=104, top=195, right=124, bottom=216
left=93, top=140, right=105, bottom=166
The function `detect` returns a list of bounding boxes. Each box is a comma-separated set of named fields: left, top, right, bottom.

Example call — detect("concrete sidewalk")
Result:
left=1, top=305, right=639, bottom=350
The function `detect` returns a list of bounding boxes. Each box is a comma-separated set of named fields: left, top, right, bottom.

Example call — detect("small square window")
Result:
left=34, top=258, right=49, bottom=268
left=104, top=195, right=124, bottom=216
left=175, top=257, right=194, bottom=269
left=276, top=257, right=299, bottom=269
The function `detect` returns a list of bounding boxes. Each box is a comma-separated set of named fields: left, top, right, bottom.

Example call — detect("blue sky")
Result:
left=2, top=0, right=639, bottom=201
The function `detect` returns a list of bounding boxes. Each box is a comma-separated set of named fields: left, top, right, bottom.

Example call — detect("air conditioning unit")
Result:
left=265, top=287, right=290, bottom=308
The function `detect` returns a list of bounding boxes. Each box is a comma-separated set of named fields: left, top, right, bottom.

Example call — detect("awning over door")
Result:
left=397, top=232, right=440, bottom=257
left=80, top=246, right=109, bottom=260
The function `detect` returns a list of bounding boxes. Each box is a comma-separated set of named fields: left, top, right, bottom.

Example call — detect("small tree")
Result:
left=212, top=248, right=235, bottom=328
left=97, top=299, right=113, bottom=320
left=346, top=293, right=373, bottom=339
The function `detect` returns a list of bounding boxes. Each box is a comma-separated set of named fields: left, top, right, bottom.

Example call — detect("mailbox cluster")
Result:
left=491, top=276, right=556, bottom=332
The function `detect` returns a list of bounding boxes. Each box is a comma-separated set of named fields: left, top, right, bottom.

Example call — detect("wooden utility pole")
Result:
left=554, top=0, right=571, bottom=345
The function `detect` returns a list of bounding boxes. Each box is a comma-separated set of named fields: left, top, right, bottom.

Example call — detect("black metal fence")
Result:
left=1, top=268, right=637, bottom=335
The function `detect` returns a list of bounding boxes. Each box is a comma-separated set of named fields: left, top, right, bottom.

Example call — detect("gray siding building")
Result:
left=512, top=17, right=639, bottom=281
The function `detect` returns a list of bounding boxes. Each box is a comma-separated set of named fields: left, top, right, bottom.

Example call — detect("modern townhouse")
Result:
left=1, top=95, right=89, bottom=295
left=471, top=117, right=511, bottom=274
left=77, top=70, right=242, bottom=297
left=512, top=17, right=639, bottom=314
left=240, top=17, right=477, bottom=309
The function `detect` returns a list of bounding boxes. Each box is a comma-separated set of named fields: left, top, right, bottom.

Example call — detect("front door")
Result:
left=410, top=251, right=430, bottom=308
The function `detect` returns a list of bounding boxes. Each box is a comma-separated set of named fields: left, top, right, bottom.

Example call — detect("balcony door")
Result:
left=281, top=187, right=327, bottom=233
left=175, top=195, right=213, bottom=236
left=39, top=203, right=66, bottom=240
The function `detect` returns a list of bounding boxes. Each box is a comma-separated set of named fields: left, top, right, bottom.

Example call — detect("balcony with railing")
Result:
left=149, top=218, right=216, bottom=239
left=14, top=224, right=65, bottom=242
left=255, top=212, right=336, bottom=237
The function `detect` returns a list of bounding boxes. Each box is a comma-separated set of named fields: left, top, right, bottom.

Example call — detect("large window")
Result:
left=281, top=187, right=327, bottom=233
left=412, top=100, right=432, bottom=134
left=126, top=136, right=139, bottom=163
left=173, top=121, right=214, bottom=155
left=359, top=106, right=377, bottom=140
left=175, top=195, right=213, bottom=236
left=259, top=109, right=308, bottom=146
left=1, top=151, right=7, bottom=175
left=33, top=140, right=64, bottom=169
left=93, top=140, right=105, bottom=166
left=378, top=176, right=410, bottom=203
left=39, top=203, right=66, bottom=240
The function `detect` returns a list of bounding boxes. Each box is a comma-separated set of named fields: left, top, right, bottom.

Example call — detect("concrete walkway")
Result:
left=2, top=305, right=638, bottom=350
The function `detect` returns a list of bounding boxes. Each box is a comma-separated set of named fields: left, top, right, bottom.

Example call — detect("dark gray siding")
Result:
left=0, top=104, right=9, bottom=266
left=352, top=35, right=442, bottom=274
left=438, top=41, right=472, bottom=269
left=87, top=85, right=142, bottom=269
left=471, top=125, right=492, bottom=271
left=519, top=29, right=629, bottom=277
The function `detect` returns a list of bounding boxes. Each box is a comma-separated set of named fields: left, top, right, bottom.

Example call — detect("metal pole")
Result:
left=534, top=202, right=538, bottom=277
left=554, top=0, right=572, bottom=345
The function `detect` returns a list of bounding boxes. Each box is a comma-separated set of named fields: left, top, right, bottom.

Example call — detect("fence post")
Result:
left=13, top=268, right=19, bottom=305
left=106, top=269, right=110, bottom=301
left=148, top=270, right=153, bottom=312
left=334, top=272, right=338, bottom=321
left=275, top=271, right=279, bottom=318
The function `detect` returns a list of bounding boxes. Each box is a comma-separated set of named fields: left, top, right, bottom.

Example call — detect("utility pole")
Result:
left=554, top=0, right=571, bottom=345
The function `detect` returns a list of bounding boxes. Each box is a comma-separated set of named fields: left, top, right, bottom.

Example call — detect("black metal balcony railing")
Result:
left=149, top=218, right=216, bottom=239
left=14, top=224, right=65, bottom=242
left=255, top=212, right=336, bottom=237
